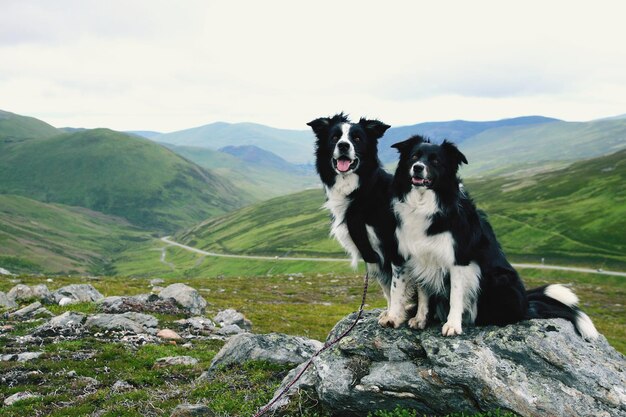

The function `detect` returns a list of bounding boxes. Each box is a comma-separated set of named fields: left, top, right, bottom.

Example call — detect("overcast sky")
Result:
left=1, top=0, right=625, bottom=132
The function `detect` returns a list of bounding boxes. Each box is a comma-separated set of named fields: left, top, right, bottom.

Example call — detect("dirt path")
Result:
left=161, top=236, right=626, bottom=277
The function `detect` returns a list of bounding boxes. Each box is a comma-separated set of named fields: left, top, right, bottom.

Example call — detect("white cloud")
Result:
left=0, top=0, right=625, bottom=130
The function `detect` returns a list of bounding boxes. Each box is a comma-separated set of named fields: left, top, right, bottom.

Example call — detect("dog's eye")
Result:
left=353, top=136, right=360, bottom=142
left=411, top=155, right=418, bottom=161
left=331, top=135, right=339, bottom=142
left=432, top=158, right=440, bottom=165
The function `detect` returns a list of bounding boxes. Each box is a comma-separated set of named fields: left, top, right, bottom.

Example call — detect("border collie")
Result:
left=307, top=113, right=402, bottom=314
left=380, top=134, right=598, bottom=340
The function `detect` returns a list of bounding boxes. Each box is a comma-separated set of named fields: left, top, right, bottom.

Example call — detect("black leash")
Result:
left=253, top=272, right=370, bottom=417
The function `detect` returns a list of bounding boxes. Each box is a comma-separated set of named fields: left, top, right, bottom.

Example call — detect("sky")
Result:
left=1, top=0, right=625, bottom=132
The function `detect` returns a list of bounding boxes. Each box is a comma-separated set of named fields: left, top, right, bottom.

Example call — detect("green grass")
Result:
left=0, top=194, right=151, bottom=274
left=0, top=128, right=249, bottom=232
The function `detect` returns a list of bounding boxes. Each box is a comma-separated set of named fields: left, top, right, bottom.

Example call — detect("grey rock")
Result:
left=33, top=311, right=86, bottom=336
left=213, top=308, right=252, bottom=330
left=85, top=312, right=158, bottom=335
left=0, top=291, right=18, bottom=309
left=268, top=309, right=626, bottom=417
left=170, top=404, right=214, bottom=417
left=98, top=294, right=184, bottom=315
left=7, top=284, right=35, bottom=302
left=175, top=316, right=216, bottom=334
left=1, top=352, right=43, bottom=362
left=7, top=302, right=52, bottom=319
left=52, top=284, right=103, bottom=304
left=150, top=278, right=165, bottom=286
left=208, top=333, right=323, bottom=373
left=155, top=356, right=199, bottom=367
left=3, top=391, right=40, bottom=406
left=111, top=380, right=134, bottom=392
left=215, top=323, right=244, bottom=336
left=0, top=267, right=14, bottom=276
left=159, top=283, right=207, bottom=315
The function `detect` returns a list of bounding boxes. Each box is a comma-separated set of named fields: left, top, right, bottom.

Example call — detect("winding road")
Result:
left=160, top=236, right=626, bottom=277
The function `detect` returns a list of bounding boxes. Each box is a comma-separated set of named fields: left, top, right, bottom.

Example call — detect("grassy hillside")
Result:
left=0, top=128, right=248, bottom=232
left=0, top=195, right=149, bottom=275
left=155, top=122, right=315, bottom=164
left=163, top=144, right=318, bottom=201
left=174, top=150, right=626, bottom=269
left=0, top=109, right=60, bottom=141
left=460, top=119, right=626, bottom=177
left=465, top=149, right=626, bottom=268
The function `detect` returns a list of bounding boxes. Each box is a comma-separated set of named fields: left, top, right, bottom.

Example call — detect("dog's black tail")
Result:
left=526, top=284, right=599, bottom=340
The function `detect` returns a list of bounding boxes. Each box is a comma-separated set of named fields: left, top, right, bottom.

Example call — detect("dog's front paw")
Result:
left=442, top=321, right=462, bottom=336
left=378, top=310, right=406, bottom=329
left=408, top=316, right=427, bottom=330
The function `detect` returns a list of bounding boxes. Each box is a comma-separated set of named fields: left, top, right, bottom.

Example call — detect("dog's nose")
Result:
left=337, top=142, right=350, bottom=152
left=412, top=164, right=424, bottom=174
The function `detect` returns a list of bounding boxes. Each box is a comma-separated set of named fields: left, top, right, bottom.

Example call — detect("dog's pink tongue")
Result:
left=337, top=159, right=352, bottom=172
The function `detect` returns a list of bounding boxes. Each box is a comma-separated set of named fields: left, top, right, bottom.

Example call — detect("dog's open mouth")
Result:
left=333, top=157, right=359, bottom=173
left=412, top=177, right=432, bottom=187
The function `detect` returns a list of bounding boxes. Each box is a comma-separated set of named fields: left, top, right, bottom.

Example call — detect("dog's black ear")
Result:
left=307, top=117, right=331, bottom=137
left=391, top=135, right=425, bottom=153
left=358, top=118, right=390, bottom=140
left=441, top=140, right=468, bottom=166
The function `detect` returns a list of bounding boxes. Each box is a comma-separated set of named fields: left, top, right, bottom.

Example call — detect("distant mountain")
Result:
left=0, top=128, right=249, bottom=232
left=219, top=144, right=311, bottom=173
left=154, top=122, right=314, bottom=164
left=0, top=109, right=61, bottom=141
left=127, top=130, right=163, bottom=139
left=0, top=194, right=149, bottom=275
left=460, top=119, right=626, bottom=177
left=378, top=116, right=560, bottom=163
left=163, top=143, right=318, bottom=201
left=176, top=148, right=626, bottom=269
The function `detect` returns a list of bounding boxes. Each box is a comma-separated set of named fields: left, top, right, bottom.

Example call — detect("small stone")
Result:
left=0, top=324, right=15, bottom=332
left=59, top=297, right=76, bottom=306
left=157, top=329, right=182, bottom=340
left=67, top=370, right=77, bottom=377
left=4, top=391, right=40, bottom=406
left=8, top=302, right=49, bottom=319
left=170, top=403, right=214, bottom=417
left=150, top=278, right=165, bottom=286
left=216, top=324, right=244, bottom=336
left=154, top=356, right=199, bottom=367
left=111, top=380, right=134, bottom=392
left=17, top=352, right=43, bottom=362
left=213, top=309, right=252, bottom=330
left=0, top=291, right=18, bottom=309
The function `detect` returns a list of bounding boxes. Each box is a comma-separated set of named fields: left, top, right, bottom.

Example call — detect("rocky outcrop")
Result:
left=268, top=309, right=626, bottom=417
left=7, top=302, right=53, bottom=319
left=213, top=309, right=252, bottom=331
left=85, top=312, right=158, bottom=335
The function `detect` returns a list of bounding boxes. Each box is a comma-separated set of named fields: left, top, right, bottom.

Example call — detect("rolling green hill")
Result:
left=0, top=128, right=249, bottom=232
left=0, top=109, right=61, bottom=141
left=0, top=194, right=149, bottom=275
left=459, top=119, right=626, bottom=177
left=175, top=149, right=626, bottom=269
left=163, top=144, right=318, bottom=201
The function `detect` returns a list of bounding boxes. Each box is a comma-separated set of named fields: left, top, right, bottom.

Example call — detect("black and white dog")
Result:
left=307, top=113, right=402, bottom=314
left=381, top=134, right=598, bottom=340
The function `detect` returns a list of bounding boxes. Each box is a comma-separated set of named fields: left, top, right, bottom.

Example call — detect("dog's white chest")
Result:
left=394, top=189, right=455, bottom=292
left=323, top=174, right=362, bottom=268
